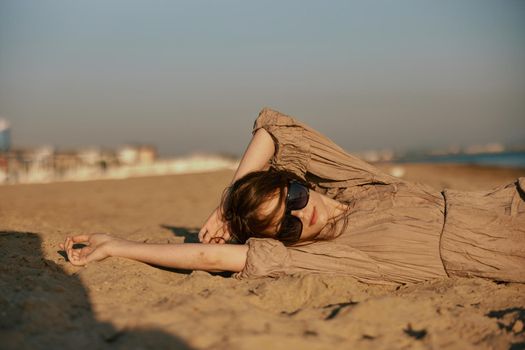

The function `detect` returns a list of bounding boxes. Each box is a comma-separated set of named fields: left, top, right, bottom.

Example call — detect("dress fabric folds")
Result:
left=441, top=179, right=525, bottom=282
left=233, top=108, right=525, bottom=284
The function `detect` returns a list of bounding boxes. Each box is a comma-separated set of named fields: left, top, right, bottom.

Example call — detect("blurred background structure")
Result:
left=0, top=119, right=11, bottom=152
left=0, top=0, right=524, bottom=184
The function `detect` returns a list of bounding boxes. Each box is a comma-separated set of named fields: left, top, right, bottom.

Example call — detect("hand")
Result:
left=199, top=207, right=231, bottom=244
left=59, top=233, right=120, bottom=266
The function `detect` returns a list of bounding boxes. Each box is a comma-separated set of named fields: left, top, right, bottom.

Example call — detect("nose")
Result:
left=290, top=208, right=306, bottom=221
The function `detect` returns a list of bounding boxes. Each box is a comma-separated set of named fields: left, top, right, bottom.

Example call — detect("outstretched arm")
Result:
left=199, top=127, right=275, bottom=244
left=61, top=233, right=248, bottom=272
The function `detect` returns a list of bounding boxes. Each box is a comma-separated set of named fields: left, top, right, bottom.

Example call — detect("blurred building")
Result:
left=0, top=119, right=11, bottom=152
left=117, top=144, right=157, bottom=165
left=78, top=148, right=103, bottom=166
left=0, top=154, right=7, bottom=183
left=138, top=145, right=157, bottom=164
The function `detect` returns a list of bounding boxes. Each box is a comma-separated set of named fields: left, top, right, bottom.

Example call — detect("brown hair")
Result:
left=221, top=169, right=307, bottom=244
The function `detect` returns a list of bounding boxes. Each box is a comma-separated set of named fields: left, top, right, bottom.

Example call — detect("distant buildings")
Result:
left=0, top=145, right=237, bottom=185
left=117, top=145, right=157, bottom=165
left=0, top=119, right=11, bottom=152
left=0, top=144, right=160, bottom=184
left=0, top=120, right=238, bottom=185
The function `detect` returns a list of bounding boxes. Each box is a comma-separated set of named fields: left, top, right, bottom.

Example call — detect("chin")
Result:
left=308, top=228, right=324, bottom=241
left=317, top=213, right=327, bottom=228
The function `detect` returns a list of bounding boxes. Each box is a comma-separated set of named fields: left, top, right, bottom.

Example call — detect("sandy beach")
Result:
left=1, top=163, right=524, bottom=350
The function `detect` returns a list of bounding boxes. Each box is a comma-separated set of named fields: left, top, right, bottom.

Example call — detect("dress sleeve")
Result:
left=233, top=237, right=394, bottom=285
left=233, top=238, right=292, bottom=279
left=253, top=108, right=397, bottom=190
left=252, top=108, right=310, bottom=179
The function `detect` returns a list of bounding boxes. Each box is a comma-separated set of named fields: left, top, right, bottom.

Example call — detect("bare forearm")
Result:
left=232, top=128, right=275, bottom=182
left=109, top=241, right=248, bottom=272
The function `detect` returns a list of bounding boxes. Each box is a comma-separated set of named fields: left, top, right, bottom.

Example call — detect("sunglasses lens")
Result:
left=276, top=181, right=309, bottom=244
left=278, top=216, right=303, bottom=243
left=287, top=182, right=309, bottom=210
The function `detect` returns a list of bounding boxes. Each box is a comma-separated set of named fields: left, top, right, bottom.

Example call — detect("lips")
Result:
left=309, top=206, right=317, bottom=226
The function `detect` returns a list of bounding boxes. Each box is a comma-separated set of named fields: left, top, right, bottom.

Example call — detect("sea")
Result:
left=396, top=151, right=525, bottom=169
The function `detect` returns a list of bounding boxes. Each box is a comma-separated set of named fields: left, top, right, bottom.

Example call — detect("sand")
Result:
left=1, top=164, right=524, bottom=349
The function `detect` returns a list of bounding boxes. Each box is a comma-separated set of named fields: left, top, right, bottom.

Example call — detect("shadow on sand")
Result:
left=161, top=225, right=201, bottom=243
left=0, top=231, right=192, bottom=350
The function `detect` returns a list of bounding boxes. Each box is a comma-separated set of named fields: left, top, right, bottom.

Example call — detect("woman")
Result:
left=61, top=108, right=525, bottom=285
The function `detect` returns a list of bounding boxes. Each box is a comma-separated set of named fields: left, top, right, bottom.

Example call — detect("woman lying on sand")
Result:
left=61, top=108, right=525, bottom=285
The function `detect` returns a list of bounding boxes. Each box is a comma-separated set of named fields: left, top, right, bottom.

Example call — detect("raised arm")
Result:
left=232, top=127, right=275, bottom=182
left=252, top=108, right=397, bottom=187
left=199, top=127, right=275, bottom=244
left=61, top=233, right=248, bottom=272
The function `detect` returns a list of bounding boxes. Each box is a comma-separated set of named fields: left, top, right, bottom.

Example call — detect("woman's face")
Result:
left=258, top=187, right=331, bottom=242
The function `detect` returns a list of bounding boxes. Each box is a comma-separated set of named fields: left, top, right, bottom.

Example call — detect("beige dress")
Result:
left=233, top=108, right=525, bottom=285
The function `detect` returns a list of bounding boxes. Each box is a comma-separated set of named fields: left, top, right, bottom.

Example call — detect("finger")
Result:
left=212, top=237, right=226, bottom=244
left=210, top=235, right=222, bottom=244
left=215, top=226, right=232, bottom=242
left=66, top=238, right=79, bottom=264
left=198, top=227, right=206, bottom=242
left=67, top=237, right=75, bottom=251
left=67, top=246, right=74, bottom=262
left=65, top=237, right=72, bottom=251
left=61, top=236, right=71, bottom=251
left=214, top=225, right=224, bottom=237
left=70, top=252, right=86, bottom=266
left=211, top=233, right=224, bottom=244
left=202, top=231, right=211, bottom=244
left=71, top=234, right=92, bottom=243
left=69, top=246, right=88, bottom=266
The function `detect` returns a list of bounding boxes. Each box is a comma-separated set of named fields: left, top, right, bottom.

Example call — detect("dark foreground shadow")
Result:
left=0, top=231, right=192, bottom=350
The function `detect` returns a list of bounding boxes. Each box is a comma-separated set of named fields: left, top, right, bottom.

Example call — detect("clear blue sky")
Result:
left=1, top=0, right=524, bottom=156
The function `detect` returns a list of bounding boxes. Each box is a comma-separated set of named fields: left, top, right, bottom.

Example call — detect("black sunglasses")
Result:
left=276, top=180, right=310, bottom=244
